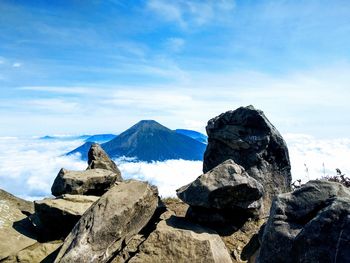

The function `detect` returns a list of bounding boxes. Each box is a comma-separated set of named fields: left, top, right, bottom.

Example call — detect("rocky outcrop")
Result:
left=0, top=190, right=37, bottom=260
left=257, top=180, right=350, bottom=263
left=55, top=180, right=159, bottom=263
left=87, top=143, right=121, bottom=175
left=126, top=215, right=232, bottom=263
left=32, top=195, right=99, bottom=240
left=51, top=168, right=121, bottom=196
left=177, top=159, right=263, bottom=216
left=1, top=240, right=63, bottom=263
left=203, top=106, right=292, bottom=212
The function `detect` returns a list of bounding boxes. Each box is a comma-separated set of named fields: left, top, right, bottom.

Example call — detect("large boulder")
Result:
left=0, top=189, right=37, bottom=260
left=54, top=180, right=159, bottom=263
left=51, top=168, right=122, bottom=196
left=32, top=195, right=99, bottom=240
left=203, top=106, right=292, bottom=211
left=257, top=180, right=350, bottom=263
left=126, top=215, right=232, bottom=263
left=177, top=159, right=263, bottom=213
left=87, top=143, right=121, bottom=175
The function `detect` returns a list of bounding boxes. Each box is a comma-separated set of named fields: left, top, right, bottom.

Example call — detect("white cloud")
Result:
left=147, top=0, right=235, bottom=28
left=0, top=134, right=349, bottom=201
left=165, top=37, right=185, bottom=52
left=25, top=99, right=80, bottom=113
left=116, top=159, right=203, bottom=198
left=12, top=62, right=22, bottom=68
left=19, top=86, right=90, bottom=95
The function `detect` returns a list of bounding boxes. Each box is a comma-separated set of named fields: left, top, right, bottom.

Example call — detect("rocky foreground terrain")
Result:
left=0, top=106, right=349, bottom=263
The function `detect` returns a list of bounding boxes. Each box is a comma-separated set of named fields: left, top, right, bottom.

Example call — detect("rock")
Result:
left=1, top=240, right=62, bottom=263
left=257, top=180, right=350, bottom=263
left=126, top=215, right=233, bottom=263
left=54, top=180, right=159, bottom=263
left=51, top=168, right=121, bottom=196
left=0, top=189, right=37, bottom=260
left=87, top=143, right=122, bottom=176
left=32, top=195, right=99, bottom=240
left=203, top=106, right=292, bottom=211
left=177, top=159, right=263, bottom=213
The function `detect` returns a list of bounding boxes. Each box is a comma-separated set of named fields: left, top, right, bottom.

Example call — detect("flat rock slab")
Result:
left=33, top=195, right=99, bottom=240
left=54, top=180, right=159, bottom=263
left=1, top=240, right=63, bottom=263
left=0, top=190, right=37, bottom=260
left=127, top=216, right=232, bottom=263
left=177, top=159, right=263, bottom=211
left=51, top=168, right=122, bottom=196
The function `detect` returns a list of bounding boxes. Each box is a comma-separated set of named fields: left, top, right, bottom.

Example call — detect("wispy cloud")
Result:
left=165, top=37, right=185, bottom=52
left=12, top=62, right=22, bottom=68
left=146, top=0, right=235, bottom=28
left=19, top=86, right=91, bottom=95
left=25, top=99, right=81, bottom=113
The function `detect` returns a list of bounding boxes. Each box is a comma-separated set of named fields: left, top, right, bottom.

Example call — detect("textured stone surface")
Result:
left=51, top=168, right=121, bottom=196
left=33, top=195, right=98, bottom=240
left=0, top=189, right=37, bottom=260
left=203, top=106, right=292, bottom=211
left=127, top=215, right=233, bottom=263
left=257, top=180, right=350, bottom=263
left=87, top=143, right=122, bottom=176
left=177, top=159, right=263, bottom=212
left=54, top=180, right=159, bottom=263
left=1, top=240, right=62, bottom=263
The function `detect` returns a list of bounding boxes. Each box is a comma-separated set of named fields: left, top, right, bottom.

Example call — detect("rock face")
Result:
left=0, top=190, right=37, bottom=260
left=33, top=195, right=99, bottom=239
left=257, top=180, right=350, bottom=263
left=203, top=106, right=292, bottom=210
left=51, top=168, right=121, bottom=196
left=55, top=180, right=159, bottom=263
left=87, top=143, right=121, bottom=175
left=177, top=159, right=263, bottom=212
left=127, top=216, right=232, bottom=263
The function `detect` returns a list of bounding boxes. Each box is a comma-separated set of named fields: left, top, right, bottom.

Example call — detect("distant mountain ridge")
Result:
left=67, top=120, right=206, bottom=162
left=175, top=129, right=207, bottom=144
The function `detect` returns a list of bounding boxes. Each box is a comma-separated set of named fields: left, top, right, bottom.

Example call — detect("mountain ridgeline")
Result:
left=67, top=120, right=206, bottom=162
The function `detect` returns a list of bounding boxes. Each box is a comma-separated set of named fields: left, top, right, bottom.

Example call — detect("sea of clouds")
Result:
left=0, top=135, right=349, bottom=200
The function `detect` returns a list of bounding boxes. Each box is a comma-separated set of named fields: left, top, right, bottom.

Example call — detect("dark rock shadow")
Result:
left=12, top=217, right=38, bottom=240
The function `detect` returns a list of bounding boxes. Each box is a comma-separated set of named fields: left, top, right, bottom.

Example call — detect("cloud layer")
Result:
left=0, top=134, right=349, bottom=200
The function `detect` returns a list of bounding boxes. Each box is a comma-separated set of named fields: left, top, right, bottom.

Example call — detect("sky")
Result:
left=1, top=0, right=350, bottom=137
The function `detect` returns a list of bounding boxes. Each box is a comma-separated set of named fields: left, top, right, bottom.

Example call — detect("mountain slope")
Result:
left=67, top=120, right=206, bottom=162
left=175, top=129, right=207, bottom=144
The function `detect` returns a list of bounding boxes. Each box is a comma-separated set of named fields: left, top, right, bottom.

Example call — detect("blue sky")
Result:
left=0, top=0, right=350, bottom=137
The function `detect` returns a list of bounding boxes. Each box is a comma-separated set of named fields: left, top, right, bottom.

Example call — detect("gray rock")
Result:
left=51, top=168, right=121, bottom=196
left=0, top=189, right=37, bottom=260
left=54, top=180, right=159, bottom=263
left=203, top=106, right=292, bottom=211
left=32, top=195, right=98, bottom=240
left=87, top=143, right=122, bottom=176
left=127, top=215, right=232, bottom=263
left=257, top=180, right=350, bottom=263
left=177, top=159, right=263, bottom=212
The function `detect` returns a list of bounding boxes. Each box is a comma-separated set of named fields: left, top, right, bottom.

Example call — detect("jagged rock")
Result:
left=54, top=180, right=159, bottom=263
left=32, top=195, right=99, bottom=240
left=51, top=168, right=121, bottom=196
left=177, top=159, right=263, bottom=213
left=0, top=189, right=37, bottom=260
left=203, top=106, right=292, bottom=212
left=257, top=180, right=350, bottom=263
left=87, top=143, right=122, bottom=175
left=1, top=240, right=62, bottom=263
left=126, top=215, right=232, bottom=263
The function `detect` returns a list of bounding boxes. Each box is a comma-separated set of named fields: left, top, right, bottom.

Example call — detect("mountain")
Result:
left=175, top=129, right=207, bottom=144
left=67, top=120, right=206, bottom=162
left=84, top=134, right=117, bottom=143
